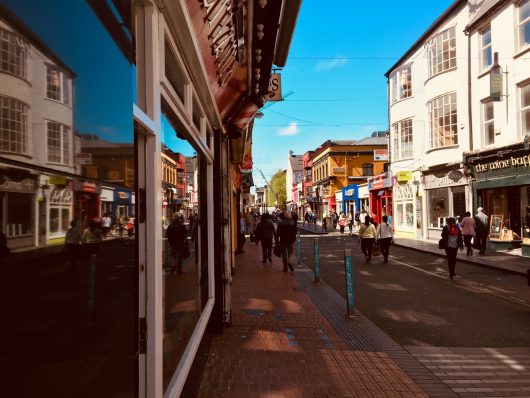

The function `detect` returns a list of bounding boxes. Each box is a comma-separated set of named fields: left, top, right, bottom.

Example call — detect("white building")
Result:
left=387, top=0, right=530, bottom=243
left=285, top=150, right=303, bottom=209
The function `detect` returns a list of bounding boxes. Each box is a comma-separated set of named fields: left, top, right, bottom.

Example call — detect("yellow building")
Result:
left=312, top=136, right=388, bottom=218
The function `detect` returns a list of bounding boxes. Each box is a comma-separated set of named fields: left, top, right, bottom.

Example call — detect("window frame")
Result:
left=362, top=163, right=374, bottom=177
left=518, top=0, right=530, bottom=50
left=481, top=99, right=495, bottom=146
left=426, top=26, right=456, bottom=78
left=0, top=27, right=28, bottom=80
left=46, top=120, right=70, bottom=165
left=0, top=94, right=28, bottom=155
left=390, top=66, right=412, bottom=103
left=520, top=80, right=530, bottom=137
left=392, top=118, right=413, bottom=161
left=46, top=64, right=71, bottom=105
left=480, top=25, right=492, bottom=71
left=428, top=92, right=458, bottom=149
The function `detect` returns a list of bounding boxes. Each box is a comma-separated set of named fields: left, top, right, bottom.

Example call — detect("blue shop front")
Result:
left=113, top=188, right=134, bottom=219
left=342, top=184, right=359, bottom=215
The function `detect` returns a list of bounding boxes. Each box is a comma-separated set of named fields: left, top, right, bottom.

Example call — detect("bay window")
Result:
left=428, top=92, right=458, bottom=149
left=426, top=26, right=456, bottom=77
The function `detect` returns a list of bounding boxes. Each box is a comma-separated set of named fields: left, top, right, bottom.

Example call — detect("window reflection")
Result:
left=161, top=112, right=205, bottom=390
left=0, top=1, right=135, bottom=396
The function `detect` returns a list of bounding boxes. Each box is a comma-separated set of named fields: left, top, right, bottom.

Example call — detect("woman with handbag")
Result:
left=440, top=217, right=464, bottom=280
left=376, top=215, right=393, bottom=263
left=358, top=215, right=377, bottom=263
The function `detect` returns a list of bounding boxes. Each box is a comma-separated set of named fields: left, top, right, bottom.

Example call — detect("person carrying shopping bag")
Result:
left=358, top=215, right=377, bottom=263
left=376, top=215, right=393, bottom=263
left=440, top=217, right=464, bottom=280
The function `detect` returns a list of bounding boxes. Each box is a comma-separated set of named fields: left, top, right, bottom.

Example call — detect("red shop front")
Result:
left=369, top=173, right=393, bottom=225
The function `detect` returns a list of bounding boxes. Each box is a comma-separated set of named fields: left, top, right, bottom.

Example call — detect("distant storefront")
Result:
left=369, top=173, right=392, bottom=224
left=341, top=184, right=358, bottom=215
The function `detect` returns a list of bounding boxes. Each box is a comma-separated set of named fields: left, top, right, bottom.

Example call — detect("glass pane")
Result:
left=520, top=0, right=530, bottom=22
left=161, top=110, right=206, bottom=391
left=0, top=1, right=136, bottom=396
left=429, top=189, right=449, bottom=228
left=522, top=84, right=530, bottom=107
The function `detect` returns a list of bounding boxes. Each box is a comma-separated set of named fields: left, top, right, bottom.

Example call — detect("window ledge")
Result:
left=477, top=67, right=492, bottom=79
left=390, top=96, right=414, bottom=107
left=514, top=45, right=530, bottom=60
left=425, top=144, right=459, bottom=154
left=424, top=66, right=457, bottom=85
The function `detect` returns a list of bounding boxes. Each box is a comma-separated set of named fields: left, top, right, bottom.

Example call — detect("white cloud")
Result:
left=277, top=122, right=300, bottom=136
left=315, top=57, right=348, bottom=72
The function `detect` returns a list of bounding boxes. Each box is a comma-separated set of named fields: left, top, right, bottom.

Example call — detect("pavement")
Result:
left=183, top=224, right=530, bottom=398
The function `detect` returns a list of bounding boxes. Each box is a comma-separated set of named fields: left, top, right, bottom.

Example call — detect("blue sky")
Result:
left=252, top=0, right=455, bottom=187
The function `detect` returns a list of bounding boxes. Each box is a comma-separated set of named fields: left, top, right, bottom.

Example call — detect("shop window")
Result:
left=428, top=92, right=457, bottom=149
left=518, top=0, right=530, bottom=50
left=394, top=183, right=413, bottom=230
left=480, top=25, right=492, bottom=70
left=0, top=27, right=28, bottom=79
left=426, top=26, right=456, bottom=78
left=482, top=100, right=495, bottom=146
left=428, top=189, right=449, bottom=228
left=161, top=111, right=208, bottom=391
left=520, top=80, right=530, bottom=136
left=6, top=192, right=32, bottom=236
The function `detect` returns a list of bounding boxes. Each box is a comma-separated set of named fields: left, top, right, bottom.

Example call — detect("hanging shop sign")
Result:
left=396, top=171, right=412, bottom=182
left=268, top=73, right=282, bottom=101
left=490, top=65, right=503, bottom=102
left=447, top=169, right=464, bottom=182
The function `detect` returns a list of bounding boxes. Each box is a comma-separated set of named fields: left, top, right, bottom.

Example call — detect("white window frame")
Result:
left=520, top=80, right=530, bottom=137
left=390, top=66, right=412, bottom=103
left=0, top=27, right=28, bottom=79
left=518, top=0, right=530, bottom=50
left=393, top=183, right=414, bottom=231
left=482, top=100, right=495, bottom=146
left=0, top=94, right=28, bottom=154
left=392, top=118, right=413, bottom=161
left=46, top=120, right=70, bottom=165
left=426, top=26, right=456, bottom=78
left=480, top=25, right=492, bottom=71
left=428, top=92, right=458, bottom=149
left=46, top=65, right=71, bottom=105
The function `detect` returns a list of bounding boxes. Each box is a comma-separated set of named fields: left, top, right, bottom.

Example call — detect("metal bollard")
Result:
left=296, top=232, right=301, bottom=265
left=87, top=253, right=97, bottom=317
left=314, top=237, right=320, bottom=283
left=344, top=249, right=355, bottom=317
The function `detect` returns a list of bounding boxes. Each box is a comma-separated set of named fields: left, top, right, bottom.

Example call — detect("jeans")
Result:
left=261, top=238, right=273, bottom=261
left=476, top=233, right=488, bottom=253
left=361, top=238, right=375, bottom=262
left=445, top=247, right=458, bottom=277
left=463, top=235, right=473, bottom=254
left=281, top=243, right=294, bottom=269
left=379, top=237, right=392, bottom=261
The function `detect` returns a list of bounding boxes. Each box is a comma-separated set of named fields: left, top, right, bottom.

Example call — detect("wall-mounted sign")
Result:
left=0, top=178, right=36, bottom=193
left=268, top=73, right=282, bottom=101
left=332, top=167, right=345, bottom=175
left=447, top=169, right=464, bottom=182
left=424, top=172, right=466, bottom=189
left=76, top=153, right=92, bottom=165
left=490, top=65, right=503, bottom=101
left=474, top=152, right=530, bottom=174
left=396, top=171, right=412, bottom=182
left=374, top=149, right=388, bottom=161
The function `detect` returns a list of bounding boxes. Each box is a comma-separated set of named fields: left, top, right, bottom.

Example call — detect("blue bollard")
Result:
left=87, top=253, right=97, bottom=317
left=296, top=232, right=301, bottom=265
left=314, top=237, right=320, bottom=284
left=344, top=249, right=355, bottom=317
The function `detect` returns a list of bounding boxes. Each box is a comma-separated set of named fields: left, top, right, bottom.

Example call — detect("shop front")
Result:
left=358, top=183, right=370, bottom=214
left=73, top=179, right=101, bottom=227
left=467, top=146, right=530, bottom=251
left=342, top=184, right=358, bottom=215
left=47, top=175, right=73, bottom=244
left=422, top=168, right=471, bottom=241
left=368, top=172, right=392, bottom=224
left=393, top=170, right=419, bottom=238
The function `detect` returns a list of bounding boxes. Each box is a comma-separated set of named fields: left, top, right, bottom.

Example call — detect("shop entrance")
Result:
left=479, top=186, right=522, bottom=237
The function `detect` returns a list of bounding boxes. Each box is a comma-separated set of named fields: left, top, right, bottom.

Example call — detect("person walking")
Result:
left=276, top=211, right=297, bottom=272
left=338, top=211, right=347, bottom=234
left=254, top=213, right=277, bottom=263
left=358, top=215, right=377, bottom=263
left=82, top=219, right=103, bottom=257
left=460, top=211, right=476, bottom=256
left=347, top=210, right=354, bottom=235
left=236, top=212, right=246, bottom=254
left=440, top=217, right=464, bottom=279
left=166, top=214, right=188, bottom=274
left=376, top=215, right=393, bottom=263
left=474, top=207, right=489, bottom=254
left=244, top=209, right=256, bottom=241
left=101, top=213, right=112, bottom=239
left=65, top=219, right=82, bottom=268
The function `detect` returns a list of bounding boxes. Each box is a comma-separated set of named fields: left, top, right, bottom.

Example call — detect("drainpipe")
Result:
left=467, top=31, right=473, bottom=152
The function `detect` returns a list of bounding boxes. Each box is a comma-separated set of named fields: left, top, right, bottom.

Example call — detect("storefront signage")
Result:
left=118, top=191, right=130, bottom=199
left=447, top=170, right=464, bottom=182
left=268, top=73, right=282, bottom=101
left=474, top=153, right=530, bottom=174
left=76, top=152, right=92, bottom=165
left=490, top=65, right=503, bottom=101
left=0, top=178, right=36, bottom=193
left=321, top=185, right=330, bottom=196
left=374, top=149, right=388, bottom=161
left=332, top=167, right=345, bottom=175
left=424, top=172, right=466, bottom=189
left=396, top=171, right=412, bottom=182
left=345, top=188, right=354, bottom=196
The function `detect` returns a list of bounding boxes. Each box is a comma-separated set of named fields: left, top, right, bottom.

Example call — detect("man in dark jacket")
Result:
left=474, top=207, right=489, bottom=254
left=254, top=213, right=277, bottom=263
left=276, top=211, right=298, bottom=272
left=166, top=214, right=188, bottom=274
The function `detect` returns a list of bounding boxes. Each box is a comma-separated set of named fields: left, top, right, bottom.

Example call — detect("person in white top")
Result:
left=376, top=215, right=393, bottom=263
left=101, top=213, right=112, bottom=238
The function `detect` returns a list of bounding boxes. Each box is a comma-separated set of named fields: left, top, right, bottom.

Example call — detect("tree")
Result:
left=267, top=169, right=286, bottom=208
